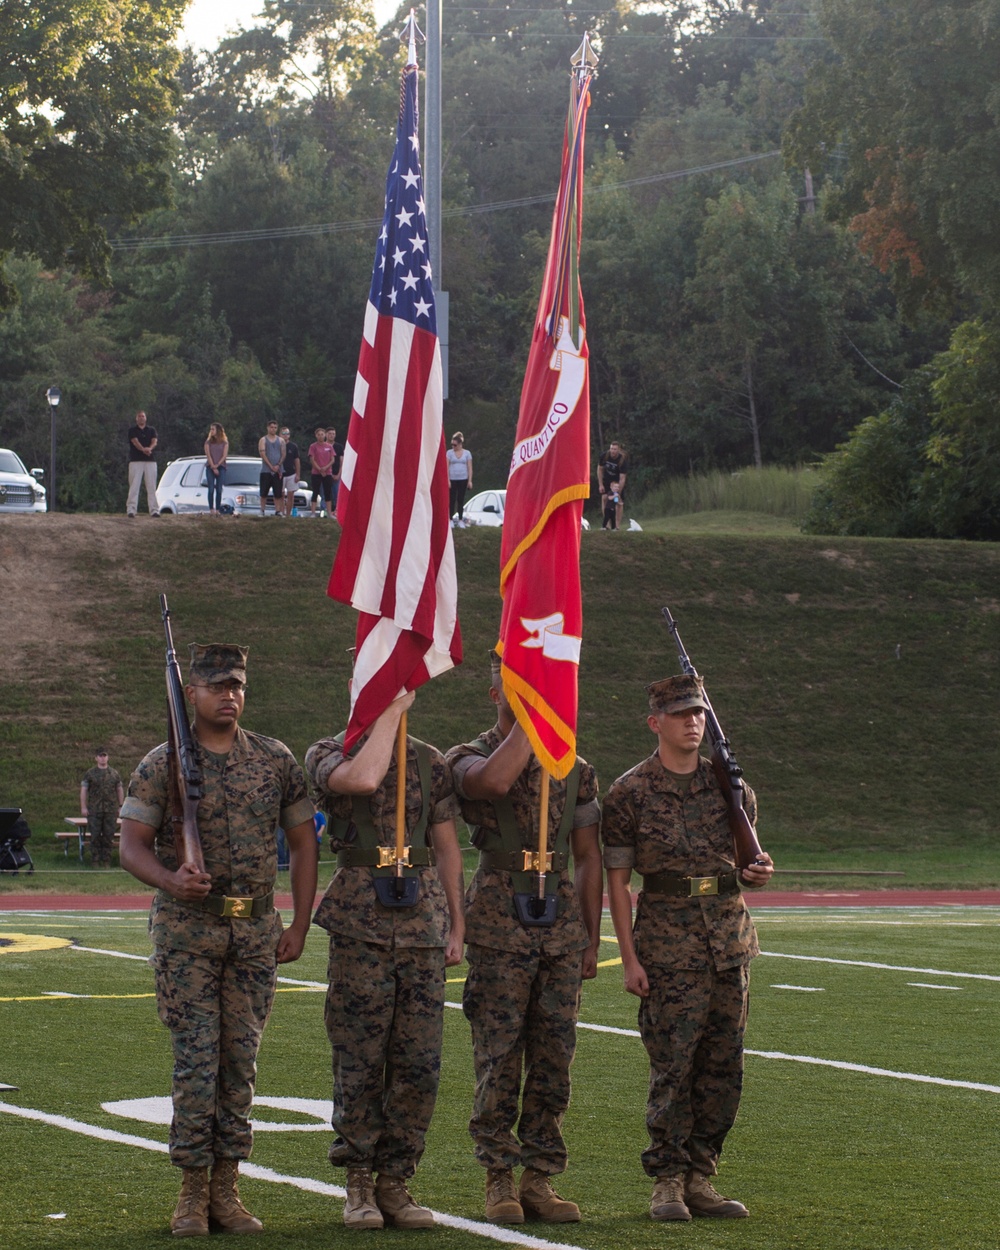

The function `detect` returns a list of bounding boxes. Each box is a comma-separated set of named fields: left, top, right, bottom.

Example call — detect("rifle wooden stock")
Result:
left=161, top=594, right=205, bottom=873
left=710, top=749, right=764, bottom=870
left=662, top=605, right=766, bottom=872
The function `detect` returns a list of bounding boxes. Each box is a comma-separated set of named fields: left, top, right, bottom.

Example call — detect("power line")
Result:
left=110, top=150, right=782, bottom=251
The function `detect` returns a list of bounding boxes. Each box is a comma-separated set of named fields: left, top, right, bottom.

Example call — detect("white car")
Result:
left=0, top=449, right=47, bottom=513
left=462, top=488, right=592, bottom=530
left=156, top=456, right=313, bottom=515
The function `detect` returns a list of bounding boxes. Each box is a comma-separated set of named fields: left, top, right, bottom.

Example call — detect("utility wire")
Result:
left=110, top=150, right=782, bottom=251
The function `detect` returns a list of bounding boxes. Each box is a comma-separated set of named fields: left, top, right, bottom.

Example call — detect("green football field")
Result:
left=2, top=903, right=999, bottom=1250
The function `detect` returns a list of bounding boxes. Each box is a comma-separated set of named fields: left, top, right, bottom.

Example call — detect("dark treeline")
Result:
left=0, top=0, right=996, bottom=532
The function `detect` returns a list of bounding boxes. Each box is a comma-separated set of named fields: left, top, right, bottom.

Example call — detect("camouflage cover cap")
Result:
left=647, top=673, right=709, bottom=714
left=188, top=643, right=249, bottom=685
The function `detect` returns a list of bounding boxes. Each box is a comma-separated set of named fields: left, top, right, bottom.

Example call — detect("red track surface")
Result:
left=4, top=889, right=1000, bottom=911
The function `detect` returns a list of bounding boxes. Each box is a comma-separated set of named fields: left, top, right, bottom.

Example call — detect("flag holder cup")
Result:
left=514, top=851, right=558, bottom=927
left=373, top=846, right=420, bottom=908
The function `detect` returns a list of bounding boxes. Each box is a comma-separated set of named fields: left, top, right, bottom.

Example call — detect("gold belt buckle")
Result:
left=521, top=850, right=554, bottom=872
left=221, top=895, right=255, bottom=918
left=377, top=846, right=410, bottom=868
left=688, top=876, right=719, bottom=897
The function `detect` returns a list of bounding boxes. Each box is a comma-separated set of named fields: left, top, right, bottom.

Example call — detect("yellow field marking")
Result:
left=0, top=985, right=327, bottom=1005
left=0, top=932, right=73, bottom=955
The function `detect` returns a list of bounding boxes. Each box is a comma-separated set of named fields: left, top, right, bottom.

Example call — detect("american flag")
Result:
left=328, top=59, right=461, bottom=751
left=497, top=45, right=596, bottom=779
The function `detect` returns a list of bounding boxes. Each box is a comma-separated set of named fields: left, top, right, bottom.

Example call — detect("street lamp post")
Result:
left=46, top=387, right=61, bottom=512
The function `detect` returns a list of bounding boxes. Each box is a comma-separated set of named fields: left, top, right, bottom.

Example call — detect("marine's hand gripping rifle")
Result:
left=160, top=594, right=205, bottom=873
left=661, top=606, right=764, bottom=871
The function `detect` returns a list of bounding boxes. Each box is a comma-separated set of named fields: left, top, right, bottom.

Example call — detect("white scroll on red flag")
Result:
left=328, top=53, right=461, bottom=751
left=497, top=41, right=596, bottom=780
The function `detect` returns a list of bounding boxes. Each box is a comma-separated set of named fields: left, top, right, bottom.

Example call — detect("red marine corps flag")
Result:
left=497, top=36, right=597, bottom=780
left=329, top=21, right=461, bottom=751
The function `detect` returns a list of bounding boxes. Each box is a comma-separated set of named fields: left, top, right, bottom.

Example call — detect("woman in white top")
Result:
left=446, top=431, right=473, bottom=524
left=204, top=423, right=229, bottom=514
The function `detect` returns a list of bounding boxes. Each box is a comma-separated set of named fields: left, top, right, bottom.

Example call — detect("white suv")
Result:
left=0, top=449, right=47, bottom=513
left=156, top=456, right=313, bottom=515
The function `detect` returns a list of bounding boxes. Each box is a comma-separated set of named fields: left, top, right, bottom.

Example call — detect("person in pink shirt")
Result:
left=309, top=428, right=335, bottom=518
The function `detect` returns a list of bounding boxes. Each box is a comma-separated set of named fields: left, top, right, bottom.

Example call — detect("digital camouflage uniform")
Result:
left=81, top=765, right=122, bottom=865
left=306, top=734, right=460, bottom=1180
left=601, top=752, right=759, bottom=1179
left=121, top=729, right=314, bottom=1169
left=446, top=728, right=600, bottom=1176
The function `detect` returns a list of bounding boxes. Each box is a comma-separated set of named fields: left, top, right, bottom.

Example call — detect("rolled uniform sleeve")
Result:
left=120, top=744, right=170, bottom=832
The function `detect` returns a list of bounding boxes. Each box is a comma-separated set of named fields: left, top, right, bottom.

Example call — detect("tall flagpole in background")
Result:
left=425, top=0, right=448, bottom=398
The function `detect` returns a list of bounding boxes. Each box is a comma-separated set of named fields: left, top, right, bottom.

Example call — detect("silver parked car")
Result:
left=0, top=449, right=47, bottom=512
left=156, top=456, right=312, bottom=515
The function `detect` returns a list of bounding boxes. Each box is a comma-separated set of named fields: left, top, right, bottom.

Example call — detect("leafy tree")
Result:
left=805, top=318, right=1000, bottom=539
left=788, top=0, right=1000, bottom=314
left=0, top=0, right=186, bottom=304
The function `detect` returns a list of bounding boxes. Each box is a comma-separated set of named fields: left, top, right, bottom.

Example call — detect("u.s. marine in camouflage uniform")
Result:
left=445, top=654, right=602, bottom=1225
left=602, top=674, right=774, bottom=1223
left=80, top=749, right=123, bottom=866
left=120, top=643, right=317, bottom=1237
left=306, top=690, right=465, bottom=1231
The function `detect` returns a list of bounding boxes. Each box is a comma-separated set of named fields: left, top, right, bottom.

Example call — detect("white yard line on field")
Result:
left=35, top=935, right=1000, bottom=1100
left=0, top=1101, right=589, bottom=1250
left=759, top=951, right=1000, bottom=982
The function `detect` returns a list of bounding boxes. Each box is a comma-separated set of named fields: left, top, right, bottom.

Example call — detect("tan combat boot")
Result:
left=650, top=1175, right=691, bottom=1222
left=374, top=1174, right=435, bottom=1228
left=343, top=1167, right=384, bottom=1229
left=518, top=1168, right=580, bottom=1222
left=485, top=1168, right=524, bottom=1224
left=170, top=1166, right=210, bottom=1237
left=684, top=1170, right=749, bottom=1218
left=209, top=1158, right=263, bottom=1233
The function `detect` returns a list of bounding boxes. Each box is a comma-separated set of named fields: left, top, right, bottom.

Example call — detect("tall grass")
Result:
left=638, top=465, right=817, bottom=520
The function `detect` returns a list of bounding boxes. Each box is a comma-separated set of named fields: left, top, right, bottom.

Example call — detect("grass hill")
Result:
left=1, top=513, right=997, bottom=889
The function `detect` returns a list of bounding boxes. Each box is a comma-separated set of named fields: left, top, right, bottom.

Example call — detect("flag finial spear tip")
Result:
left=571, top=32, right=599, bottom=78
left=575, top=31, right=597, bottom=73
left=399, top=9, right=425, bottom=67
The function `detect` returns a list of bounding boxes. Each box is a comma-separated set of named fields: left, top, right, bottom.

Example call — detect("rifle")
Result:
left=160, top=594, right=205, bottom=872
left=661, top=606, right=764, bottom=871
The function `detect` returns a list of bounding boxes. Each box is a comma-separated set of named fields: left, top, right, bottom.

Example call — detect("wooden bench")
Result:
left=57, top=816, right=121, bottom=861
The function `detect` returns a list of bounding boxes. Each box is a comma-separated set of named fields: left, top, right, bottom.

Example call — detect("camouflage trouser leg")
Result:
left=324, top=937, right=445, bottom=1178
left=153, top=945, right=277, bottom=1168
left=463, top=942, right=582, bottom=1174
left=638, top=963, right=749, bottom=1179
left=87, top=811, right=115, bottom=864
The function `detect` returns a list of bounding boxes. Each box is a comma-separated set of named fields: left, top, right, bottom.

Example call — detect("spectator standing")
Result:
left=309, top=427, right=335, bottom=517
left=280, top=427, right=301, bottom=516
left=598, top=441, right=628, bottom=530
left=258, top=422, right=285, bottom=517
left=326, top=428, right=345, bottom=513
left=80, top=748, right=124, bottom=867
left=447, top=432, right=473, bottom=525
left=204, top=423, right=228, bottom=515
left=127, top=410, right=160, bottom=517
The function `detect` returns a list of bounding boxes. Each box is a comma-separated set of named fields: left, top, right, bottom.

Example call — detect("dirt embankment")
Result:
left=0, top=515, right=144, bottom=674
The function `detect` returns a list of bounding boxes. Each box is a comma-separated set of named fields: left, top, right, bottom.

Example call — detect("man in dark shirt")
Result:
left=597, top=441, right=628, bottom=530
left=326, top=427, right=345, bottom=512
left=280, top=427, right=301, bottom=516
left=127, top=410, right=159, bottom=517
